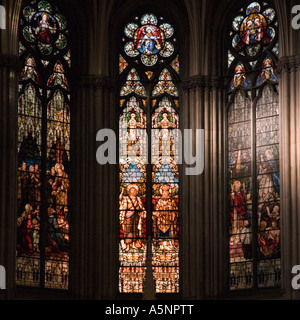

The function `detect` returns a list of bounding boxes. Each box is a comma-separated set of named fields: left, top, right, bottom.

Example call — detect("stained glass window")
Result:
left=119, top=13, right=180, bottom=294
left=17, top=0, right=71, bottom=290
left=226, top=2, right=280, bottom=291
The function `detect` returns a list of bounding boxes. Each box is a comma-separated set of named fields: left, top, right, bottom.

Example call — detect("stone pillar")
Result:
left=0, top=54, right=20, bottom=299
left=278, top=55, right=300, bottom=300
left=182, top=76, right=225, bottom=299
left=71, top=76, right=118, bottom=299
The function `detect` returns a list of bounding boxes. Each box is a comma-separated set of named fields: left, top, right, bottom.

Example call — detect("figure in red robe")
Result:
left=34, top=13, right=57, bottom=44
left=229, top=180, right=247, bottom=234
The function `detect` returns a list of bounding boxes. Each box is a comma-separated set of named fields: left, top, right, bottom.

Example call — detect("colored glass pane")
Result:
left=47, top=61, right=70, bottom=91
left=119, top=98, right=147, bottom=292
left=171, top=56, right=179, bottom=74
left=141, top=13, right=158, bottom=26
left=23, top=6, right=36, bottom=22
left=120, top=13, right=179, bottom=294
left=21, top=1, right=69, bottom=58
left=141, top=54, right=158, bottom=67
left=120, top=69, right=146, bottom=96
left=228, top=91, right=253, bottom=290
left=54, top=13, right=67, bottom=30
left=159, top=41, right=174, bottom=58
left=124, top=23, right=139, bottom=38
left=123, top=14, right=175, bottom=67
left=256, top=86, right=280, bottom=288
left=145, top=71, right=153, bottom=79
left=152, top=69, right=178, bottom=97
left=256, top=56, right=278, bottom=85
left=17, top=0, right=71, bottom=290
left=46, top=90, right=70, bottom=289
left=229, top=1, right=277, bottom=60
left=119, top=55, right=128, bottom=74
left=151, top=97, right=180, bottom=293
left=159, top=23, right=174, bottom=38
left=227, top=2, right=279, bottom=291
left=229, top=62, right=250, bottom=91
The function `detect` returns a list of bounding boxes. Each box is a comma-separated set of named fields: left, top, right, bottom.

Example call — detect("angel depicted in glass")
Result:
left=229, top=63, right=250, bottom=91
left=19, top=56, right=41, bottom=84
left=47, top=62, right=70, bottom=91
left=257, top=56, right=278, bottom=85
left=33, top=12, right=57, bottom=44
left=135, top=25, right=164, bottom=55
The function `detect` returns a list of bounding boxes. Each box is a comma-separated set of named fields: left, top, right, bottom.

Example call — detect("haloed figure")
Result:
left=34, top=12, right=57, bottom=44
left=119, top=184, right=146, bottom=252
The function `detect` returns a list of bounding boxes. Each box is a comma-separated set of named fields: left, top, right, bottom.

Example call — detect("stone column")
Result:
left=71, top=76, right=118, bottom=299
left=278, top=55, right=300, bottom=300
left=0, top=54, right=20, bottom=299
left=181, top=76, right=226, bottom=299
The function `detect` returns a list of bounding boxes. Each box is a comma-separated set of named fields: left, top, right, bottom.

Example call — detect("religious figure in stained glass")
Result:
left=127, top=113, right=145, bottom=142
left=229, top=181, right=248, bottom=240
left=120, top=13, right=179, bottom=294
left=227, top=2, right=280, bottom=289
left=229, top=63, right=250, bottom=91
left=17, top=203, right=41, bottom=258
left=123, top=14, right=176, bottom=67
left=240, top=11, right=267, bottom=45
left=257, top=56, right=278, bottom=85
left=119, top=184, right=147, bottom=252
left=257, top=148, right=280, bottom=202
left=17, top=0, right=71, bottom=290
left=135, top=25, right=164, bottom=55
left=19, top=56, right=41, bottom=84
left=230, top=2, right=277, bottom=60
left=157, top=113, right=176, bottom=137
left=48, top=62, right=70, bottom=91
left=33, top=12, right=57, bottom=44
left=257, top=202, right=280, bottom=258
left=153, top=184, right=178, bottom=251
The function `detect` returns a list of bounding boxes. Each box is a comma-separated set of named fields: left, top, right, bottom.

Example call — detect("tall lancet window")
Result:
left=226, top=2, right=280, bottom=291
left=17, top=0, right=71, bottom=290
left=119, top=13, right=180, bottom=294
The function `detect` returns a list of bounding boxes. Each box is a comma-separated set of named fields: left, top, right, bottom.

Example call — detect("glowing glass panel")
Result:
left=17, top=0, right=71, bottom=290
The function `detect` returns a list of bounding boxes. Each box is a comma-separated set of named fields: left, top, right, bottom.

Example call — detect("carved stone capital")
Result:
left=182, top=75, right=223, bottom=91
left=80, top=75, right=115, bottom=91
left=0, top=54, right=22, bottom=71
left=278, top=55, right=300, bottom=74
